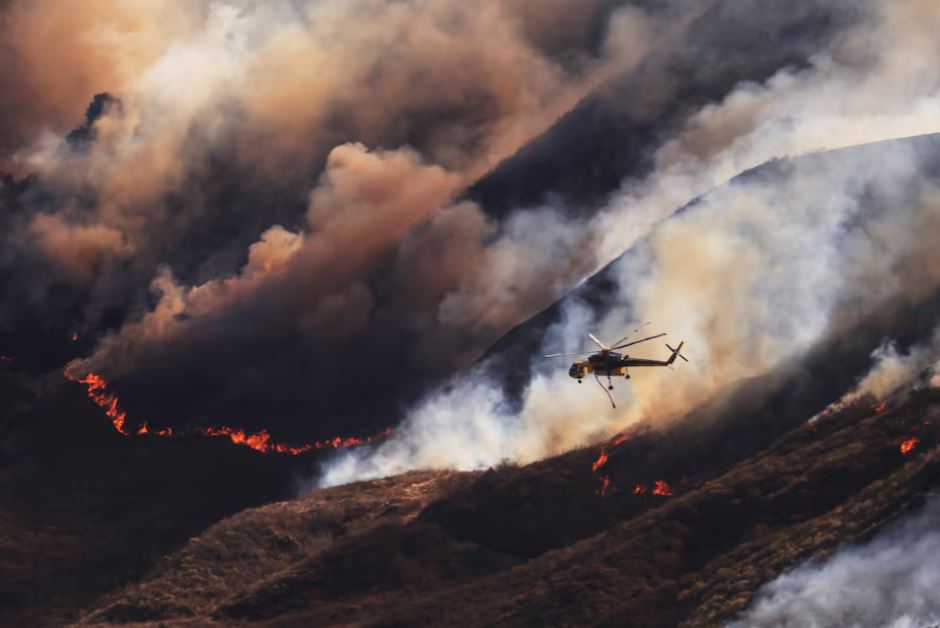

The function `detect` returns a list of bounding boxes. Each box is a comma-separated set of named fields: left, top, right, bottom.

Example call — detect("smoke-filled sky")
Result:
left=319, top=0, right=940, bottom=484
left=5, top=0, right=940, bottom=467
left=0, top=0, right=863, bottom=437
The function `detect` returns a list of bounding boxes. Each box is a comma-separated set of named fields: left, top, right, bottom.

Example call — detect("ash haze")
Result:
left=5, top=2, right=940, bottom=625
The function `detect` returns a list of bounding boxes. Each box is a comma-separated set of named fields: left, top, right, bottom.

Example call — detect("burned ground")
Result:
left=47, top=387, right=939, bottom=627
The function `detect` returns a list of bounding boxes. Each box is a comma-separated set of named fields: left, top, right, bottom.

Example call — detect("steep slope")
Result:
left=9, top=132, right=940, bottom=627
left=71, top=387, right=940, bottom=626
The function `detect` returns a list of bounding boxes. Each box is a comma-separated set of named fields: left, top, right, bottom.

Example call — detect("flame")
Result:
left=652, top=480, right=673, bottom=496
left=65, top=371, right=128, bottom=434
left=900, top=437, right=919, bottom=455
left=591, top=451, right=609, bottom=474
left=590, top=432, right=676, bottom=498
left=136, top=422, right=173, bottom=436
left=65, top=370, right=389, bottom=455
left=874, top=402, right=888, bottom=414
left=591, top=432, right=673, bottom=498
left=591, top=433, right=631, bottom=495
left=71, top=332, right=79, bottom=342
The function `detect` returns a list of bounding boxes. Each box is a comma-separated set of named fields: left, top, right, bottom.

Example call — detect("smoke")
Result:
left=320, top=134, right=940, bottom=486
left=319, top=0, right=940, bottom=486
left=6, top=0, right=940, bottom=464
left=819, top=339, right=938, bottom=419
left=0, top=0, right=665, bottom=424
left=321, top=3, right=940, bottom=485
left=730, top=498, right=940, bottom=628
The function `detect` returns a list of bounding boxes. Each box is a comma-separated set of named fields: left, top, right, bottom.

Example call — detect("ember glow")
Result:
left=652, top=480, right=673, bottom=496
left=900, top=438, right=920, bottom=455
left=874, top=402, right=888, bottom=414
left=65, top=371, right=389, bottom=455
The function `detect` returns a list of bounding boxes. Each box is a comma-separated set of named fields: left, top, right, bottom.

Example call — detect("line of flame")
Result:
left=64, top=370, right=391, bottom=455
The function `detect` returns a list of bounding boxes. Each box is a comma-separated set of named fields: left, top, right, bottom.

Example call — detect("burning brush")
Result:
left=591, top=432, right=673, bottom=498
left=65, top=370, right=391, bottom=455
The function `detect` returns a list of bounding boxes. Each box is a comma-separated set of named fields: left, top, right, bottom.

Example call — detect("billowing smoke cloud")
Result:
left=3, top=0, right=657, bottom=424
left=320, top=134, right=940, bottom=485
left=6, top=0, right=937, bottom=461
left=320, top=1, right=940, bottom=485
left=2, top=0, right=644, bottom=313
left=730, top=498, right=940, bottom=628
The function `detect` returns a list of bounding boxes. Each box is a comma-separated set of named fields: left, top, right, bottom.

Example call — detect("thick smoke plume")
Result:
left=730, top=498, right=940, bottom=628
left=320, top=1, right=940, bottom=486
left=5, top=0, right=940, bottom=463
left=5, top=0, right=652, bottom=429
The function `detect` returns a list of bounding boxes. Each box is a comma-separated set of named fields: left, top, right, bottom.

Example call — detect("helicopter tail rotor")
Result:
left=665, top=342, right=688, bottom=365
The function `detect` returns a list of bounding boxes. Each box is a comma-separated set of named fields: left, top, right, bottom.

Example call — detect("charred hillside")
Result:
left=7, top=132, right=940, bottom=627
left=65, top=387, right=940, bottom=627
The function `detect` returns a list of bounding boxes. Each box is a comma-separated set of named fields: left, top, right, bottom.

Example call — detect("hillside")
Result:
left=71, top=388, right=940, bottom=626
left=6, top=132, right=940, bottom=626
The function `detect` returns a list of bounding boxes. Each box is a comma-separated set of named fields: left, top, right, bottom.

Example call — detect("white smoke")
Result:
left=729, top=498, right=940, bottom=628
left=816, top=326, right=940, bottom=420
left=318, top=2, right=940, bottom=488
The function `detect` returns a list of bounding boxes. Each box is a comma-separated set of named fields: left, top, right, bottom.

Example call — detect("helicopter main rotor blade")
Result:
left=610, top=321, right=651, bottom=350
left=610, top=332, right=667, bottom=351
left=544, top=351, right=597, bottom=358
left=587, top=332, right=609, bottom=351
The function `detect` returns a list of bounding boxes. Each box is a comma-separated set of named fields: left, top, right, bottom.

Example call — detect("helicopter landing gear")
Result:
left=607, top=375, right=614, bottom=390
left=577, top=378, right=582, bottom=384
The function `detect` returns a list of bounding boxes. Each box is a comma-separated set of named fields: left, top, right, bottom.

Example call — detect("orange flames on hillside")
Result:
left=592, top=433, right=673, bottom=498
left=900, top=437, right=919, bottom=455
left=70, top=372, right=128, bottom=434
left=652, top=480, right=673, bottom=496
left=65, top=370, right=390, bottom=455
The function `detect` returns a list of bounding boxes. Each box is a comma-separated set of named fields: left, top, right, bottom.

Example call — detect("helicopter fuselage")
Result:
left=569, top=352, right=628, bottom=379
left=568, top=350, right=678, bottom=380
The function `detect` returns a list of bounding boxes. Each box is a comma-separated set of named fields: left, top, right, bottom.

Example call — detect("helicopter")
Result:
left=544, top=326, right=687, bottom=407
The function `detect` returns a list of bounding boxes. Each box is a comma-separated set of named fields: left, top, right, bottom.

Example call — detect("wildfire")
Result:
left=65, top=370, right=390, bottom=455
left=592, top=433, right=631, bottom=496
left=873, top=402, right=888, bottom=414
left=652, top=480, right=673, bottom=496
left=900, top=438, right=919, bottom=455
left=65, top=371, right=128, bottom=434
left=136, top=422, right=173, bottom=437
left=590, top=433, right=675, bottom=498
